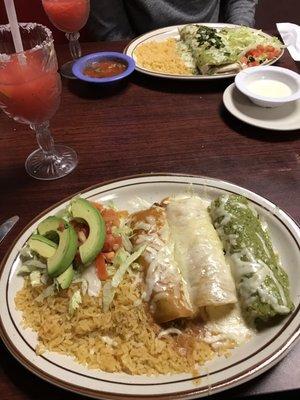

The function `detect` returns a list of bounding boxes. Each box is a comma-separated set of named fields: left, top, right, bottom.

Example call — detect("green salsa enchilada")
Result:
left=209, top=194, right=294, bottom=322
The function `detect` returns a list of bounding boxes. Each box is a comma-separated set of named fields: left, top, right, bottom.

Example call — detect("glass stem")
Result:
left=31, top=121, right=57, bottom=158
left=66, top=32, right=81, bottom=60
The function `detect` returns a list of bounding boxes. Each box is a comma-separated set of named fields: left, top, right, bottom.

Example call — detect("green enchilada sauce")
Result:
left=209, top=194, right=294, bottom=322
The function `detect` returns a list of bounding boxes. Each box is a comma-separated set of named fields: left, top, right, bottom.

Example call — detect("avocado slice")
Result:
left=71, top=198, right=105, bottom=265
left=56, top=265, right=74, bottom=289
left=37, top=216, right=78, bottom=277
left=28, top=235, right=57, bottom=258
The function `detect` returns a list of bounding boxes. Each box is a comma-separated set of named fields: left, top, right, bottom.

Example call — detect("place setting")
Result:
left=222, top=23, right=300, bottom=132
left=0, top=1, right=300, bottom=400
left=125, top=20, right=300, bottom=131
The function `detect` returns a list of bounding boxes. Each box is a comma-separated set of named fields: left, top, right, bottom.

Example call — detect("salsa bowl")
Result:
left=72, top=52, right=135, bottom=83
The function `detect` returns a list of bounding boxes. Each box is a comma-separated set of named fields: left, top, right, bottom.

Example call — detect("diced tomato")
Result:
left=250, top=49, right=260, bottom=57
left=102, top=233, right=122, bottom=252
left=101, top=208, right=120, bottom=227
left=274, top=49, right=281, bottom=57
left=102, top=234, right=114, bottom=252
left=266, top=51, right=275, bottom=59
left=245, top=44, right=280, bottom=64
left=91, top=201, right=103, bottom=212
left=248, top=61, right=259, bottom=67
left=265, top=45, right=275, bottom=52
left=96, top=253, right=108, bottom=280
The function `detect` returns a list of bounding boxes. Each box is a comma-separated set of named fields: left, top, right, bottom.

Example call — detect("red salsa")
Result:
left=83, top=59, right=127, bottom=78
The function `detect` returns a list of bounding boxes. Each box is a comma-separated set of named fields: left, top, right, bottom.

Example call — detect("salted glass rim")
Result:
left=0, top=22, right=54, bottom=59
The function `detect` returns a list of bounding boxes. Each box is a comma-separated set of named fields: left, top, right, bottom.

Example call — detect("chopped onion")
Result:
left=157, top=328, right=182, bottom=339
left=101, top=336, right=117, bottom=347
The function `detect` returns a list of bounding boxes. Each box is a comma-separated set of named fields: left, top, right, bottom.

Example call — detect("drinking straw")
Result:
left=4, top=0, right=24, bottom=53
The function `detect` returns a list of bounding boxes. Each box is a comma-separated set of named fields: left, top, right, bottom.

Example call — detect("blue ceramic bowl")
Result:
left=72, top=52, right=135, bottom=83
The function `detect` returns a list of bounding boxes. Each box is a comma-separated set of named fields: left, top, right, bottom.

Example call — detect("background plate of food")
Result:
left=124, top=23, right=284, bottom=80
left=0, top=174, right=299, bottom=399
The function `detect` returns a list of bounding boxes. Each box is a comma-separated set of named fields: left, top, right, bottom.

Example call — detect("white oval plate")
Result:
left=0, top=174, right=299, bottom=399
left=124, top=24, right=284, bottom=80
left=223, top=83, right=300, bottom=131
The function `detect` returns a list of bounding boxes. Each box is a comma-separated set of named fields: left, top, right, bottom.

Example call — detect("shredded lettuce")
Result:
left=71, top=277, right=88, bottom=296
left=40, top=273, right=50, bottom=285
left=102, top=281, right=116, bottom=312
left=112, top=222, right=133, bottom=253
left=112, top=247, right=128, bottom=268
left=19, top=245, right=34, bottom=261
left=111, top=245, right=146, bottom=288
left=30, top=270, right=42, bottom=287
left=101, top=245, right=146, bottom=312
left=107, top=200, right=118, bottom=210
left=81, top=279, right=88, bottom=296
left=23, top=258, right=47, bottom=269
left=18, top=265, right=36, bottom=276
left=18, top=258, right=47, bottom=276
left=35, top=284, right=56, bottom=303
left=69, top=290, right=82, bottom=316
left=56, top=195, right=82, bottom=222
left=55, top=206, right=72, bottom=222
left=112, top=222, right=132, bottom=237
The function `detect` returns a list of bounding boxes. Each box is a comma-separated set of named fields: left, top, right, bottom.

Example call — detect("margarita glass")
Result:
left=0, top=23, right=78, bottom=180
left=42, top=0, right=90, bottom=79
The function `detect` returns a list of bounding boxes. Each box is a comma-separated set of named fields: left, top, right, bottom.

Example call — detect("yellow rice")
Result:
left=14, top=272, right=225, bottom=376
left=134, top=38, right=193, bottom=75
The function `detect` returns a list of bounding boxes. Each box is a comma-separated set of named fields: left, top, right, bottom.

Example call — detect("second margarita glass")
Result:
left=42, top=0, right=90, bottom=79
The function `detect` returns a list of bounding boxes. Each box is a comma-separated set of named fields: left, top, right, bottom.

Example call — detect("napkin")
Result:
left=276, top=23, right=300, bottom=61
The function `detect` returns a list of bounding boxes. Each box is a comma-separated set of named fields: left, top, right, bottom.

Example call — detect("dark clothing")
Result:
left=89, top=0, right=257, bottom=41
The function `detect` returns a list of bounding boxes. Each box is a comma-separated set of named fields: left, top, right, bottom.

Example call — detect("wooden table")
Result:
left=0, top=40, right=299, bottom=400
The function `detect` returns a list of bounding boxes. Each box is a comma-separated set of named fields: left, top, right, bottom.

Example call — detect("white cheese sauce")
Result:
left=203, top=303, right=253, bottom=348
left=247, top=79, right=293, bottom=98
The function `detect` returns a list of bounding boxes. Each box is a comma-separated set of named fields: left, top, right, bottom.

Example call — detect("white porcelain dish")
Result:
left=235, top=66, right=300, bottom=108
left=223, top=83, right=300, bottom=131
left=0, top=174, right=300, bottom=399
left=124, top=24, right=284, bottom=80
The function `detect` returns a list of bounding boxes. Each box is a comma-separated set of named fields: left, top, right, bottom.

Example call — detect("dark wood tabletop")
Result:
left=0, top=39, right=299, bottom=400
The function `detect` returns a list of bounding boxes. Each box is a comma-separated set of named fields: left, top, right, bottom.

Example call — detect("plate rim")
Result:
left=1, top=172, right=299, bottom=400
left=223, top=83, right=300, bottom=131
left=123, top=23, right=284, bottom=80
